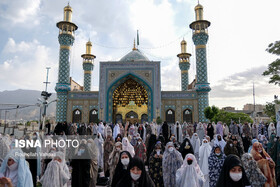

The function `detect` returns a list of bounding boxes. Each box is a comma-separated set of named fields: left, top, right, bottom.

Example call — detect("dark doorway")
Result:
left=183, top=109, right=193, bottom=123
left=166, top=109, right=175, bottom=124
left=72, top=109, right=82, bottom=123
left=89, top=109, right=98, bottom=123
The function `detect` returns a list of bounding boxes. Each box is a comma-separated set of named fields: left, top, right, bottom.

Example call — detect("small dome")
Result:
left=64, top=5, right=72, bottom=11
left=195, top=4, right=203, bottom=10
left=120, top=49, right=149, bottom=62
left=181, top=39, right=186, bottom=45
left=86, top=41, right=92, bottom=46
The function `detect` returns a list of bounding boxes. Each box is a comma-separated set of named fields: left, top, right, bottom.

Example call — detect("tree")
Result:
left=264, top=100, right=280, bottom=123
left=204, top=106, right=220, bottom=122
left=204, top=106, right=253, bottom=124
left=263, top=41, right=280, bottom=86
left=264, top=102, right=276, bottom=118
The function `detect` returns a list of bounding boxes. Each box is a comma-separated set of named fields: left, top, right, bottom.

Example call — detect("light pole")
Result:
left=4, top=110, right=9, bottom=132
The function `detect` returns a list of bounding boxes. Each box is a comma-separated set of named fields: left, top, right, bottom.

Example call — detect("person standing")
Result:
left=176, top=153, right=205, bottom=187
left=162, top=142, right=183, bottom=187
left=111, top=151, right=132, bottom=187
left=241, top=153, right=266, bottom=187
left=251, top=142, right=277, bottom=187
left=208, top=145, right=226, bottom=187
left=116, top=157, right=155, bottom=187
left=216, top=154, right=250, bottom=187
left=148, top=142, right=164, bottom=187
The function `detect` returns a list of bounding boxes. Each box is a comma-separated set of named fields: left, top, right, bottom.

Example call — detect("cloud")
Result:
left=0, top=0, right=41, bottom=27
left=210, top=66, right=279, bottom=109
left=0, top=38, right=57, bottom=91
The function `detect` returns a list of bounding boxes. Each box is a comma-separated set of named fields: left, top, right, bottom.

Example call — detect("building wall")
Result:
left=67, top=91, right=99, bottom=123
left=99, top=61, right=161, bottom=122
left=161, top=91, right=199, bottom=123
left=70, top=77, right=83, bottom=91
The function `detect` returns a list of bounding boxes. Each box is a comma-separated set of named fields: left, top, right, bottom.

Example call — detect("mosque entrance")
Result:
left=112, top=78, right=148, bottom=123
left=72, top=109, right=82, bottom=123
left=183, top=109, right=193, bottom=123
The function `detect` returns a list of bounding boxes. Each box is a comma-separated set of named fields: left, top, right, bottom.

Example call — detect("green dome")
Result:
left=120, top=49, right=149, bottom=62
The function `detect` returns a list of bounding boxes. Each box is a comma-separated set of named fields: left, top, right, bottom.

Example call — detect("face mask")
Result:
left=258, top=149, right=262, bottom=153
left=121, top=158, right=129, bottom=166
left=168, top=147, right=174, bottom=152
left=116, top=147, right=121, bottom=151
left=242, top=135, right=245, bottom=138
left=187, top=159, right=193, bottom=165
left=230, top=144, right=233, bottom=147
left=8, top=162, right=18, bottom=171
left=138, top=141, right=141, bottom=145
left=215, top=153, right=221, bottom=156
left=156, top=150, right=161, bottom=155
left=229, top=172, right=242, bottom=182
left=274, top=138, right=277, bottom=142
left=130, top=172, right=141, bottom=181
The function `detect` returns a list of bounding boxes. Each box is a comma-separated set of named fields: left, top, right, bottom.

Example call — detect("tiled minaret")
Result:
left=177, top=39, right=191, bottom=91
left=82, top=41, right=96, bottom=91
left=190, top=3, right=211, bottom=122
left=55, top=4, right=78, bottom=122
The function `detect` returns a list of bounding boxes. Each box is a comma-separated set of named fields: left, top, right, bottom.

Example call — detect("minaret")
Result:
left=177, top=39, right=191, bottom=91
left=55, top=4, right=78, bottom=122
left=81, top=41, right=96, bottom=91
left=190, top=3, right=211, bottom=122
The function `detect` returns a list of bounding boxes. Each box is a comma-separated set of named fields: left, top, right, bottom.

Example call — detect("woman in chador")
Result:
left=208, top=145, right=226, bottom=187
left=179, top=137, right=194, bottom=159
left=176, top=153, right=204, bottom=187
left=191, top=133, right=201, bottom=161
left=40, top=151, right=70, bottom=187
left=148, top=142, right=164, bottom=187
left=199, top=139, right=212, bottom=187
left=122, top=137, right=135, bottom=157
left=109, top=142, right=122, bottom=184
left=162, top=142, right=183, bottom=187
left=216, top=154, right=250, bottom=187
left=196, top=122, right=205, bottom=142
left=103, top=135, right=114, bottom=176
left=111, top=151, right=132, bottom=187
left=241, top=153, right=266, bottom=187
left=251, top=142, right=277, bottom=187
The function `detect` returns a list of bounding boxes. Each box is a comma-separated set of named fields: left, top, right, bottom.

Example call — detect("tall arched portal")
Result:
left=112, top=78, right=148, bottom=123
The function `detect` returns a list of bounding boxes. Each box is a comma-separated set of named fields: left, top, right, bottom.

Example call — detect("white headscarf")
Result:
left=199, top=139, right=211, bottom=176
left=113, top=124, right=120, bottom=139
left=0, top=149, right=33, bottom=187
left=213, top=134, right=226, bottom=151
left=121, top=137, right=135, bottom=157
left=40, top=152, right=70, bottom=187
left=171, top=121, right=183, bottom=143
left=176, top=153, right=204, bottom=187
left=191, top=133, right=200, bottom=154
left=268, top=123, right=276, bottom=139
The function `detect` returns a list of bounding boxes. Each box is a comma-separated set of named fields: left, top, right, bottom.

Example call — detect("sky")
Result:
left=0, top=0, right=279, bottom=110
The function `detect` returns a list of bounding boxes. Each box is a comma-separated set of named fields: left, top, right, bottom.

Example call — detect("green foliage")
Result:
left=264, top=102, right=276, bottom=117
left=204, top=106, right=253, bottom=124
left=156, top=116, right=162, bottom=124
left=263, top=100, right=280, bottom=123
left=263, top=41, right=280, bottom=86
left=204, top=106, right=220, bottom=122
left=215, top=110, right=253, bottom=125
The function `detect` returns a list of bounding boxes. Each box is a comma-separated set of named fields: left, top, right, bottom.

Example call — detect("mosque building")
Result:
left=55, top=3, right=211, bottom=124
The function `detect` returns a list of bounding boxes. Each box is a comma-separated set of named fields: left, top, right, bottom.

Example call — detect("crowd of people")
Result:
left=0, top=120, right=280, bottom=187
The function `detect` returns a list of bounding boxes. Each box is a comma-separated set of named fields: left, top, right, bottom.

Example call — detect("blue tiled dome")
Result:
left=120, top=49, right=149, bottom=61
